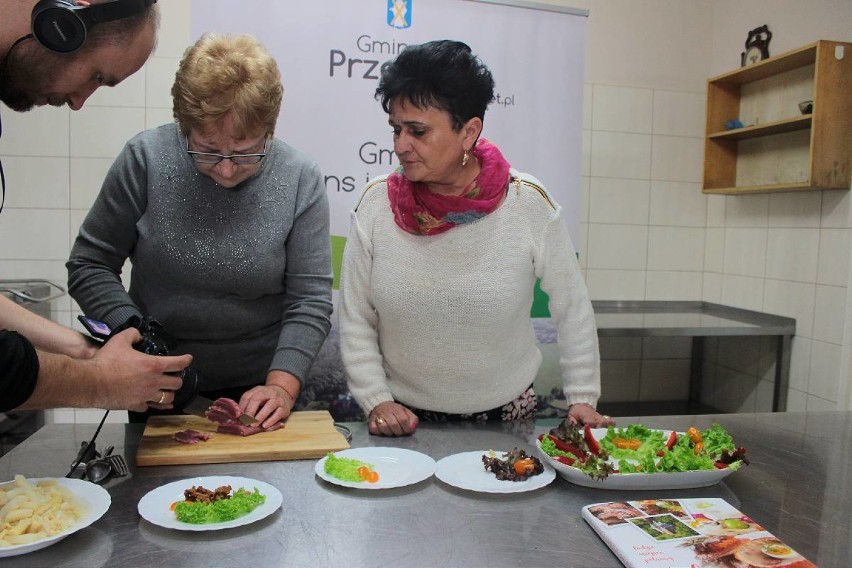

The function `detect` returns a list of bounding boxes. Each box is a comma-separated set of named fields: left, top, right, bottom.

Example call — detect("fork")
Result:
left=106, top=454, right=129, bottom=477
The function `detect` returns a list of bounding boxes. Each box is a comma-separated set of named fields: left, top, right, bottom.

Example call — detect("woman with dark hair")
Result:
left=339, top=40, right=613, bottom=436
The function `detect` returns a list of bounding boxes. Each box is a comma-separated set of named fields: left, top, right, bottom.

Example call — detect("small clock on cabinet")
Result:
left=741, top=25, right=772, bottom=66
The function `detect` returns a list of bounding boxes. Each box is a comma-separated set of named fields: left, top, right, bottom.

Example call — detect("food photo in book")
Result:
left=582, top=498, right=816, bottom=568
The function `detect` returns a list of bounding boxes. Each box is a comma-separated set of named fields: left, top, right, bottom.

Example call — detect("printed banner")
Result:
left=191, top=0, right=587, bottom=287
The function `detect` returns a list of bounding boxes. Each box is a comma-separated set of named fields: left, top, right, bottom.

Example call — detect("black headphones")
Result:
left=31, top=0, right=157, bottom=54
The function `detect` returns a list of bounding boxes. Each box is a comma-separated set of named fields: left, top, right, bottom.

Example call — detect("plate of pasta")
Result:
left=0, top=475, right=111, bottom=557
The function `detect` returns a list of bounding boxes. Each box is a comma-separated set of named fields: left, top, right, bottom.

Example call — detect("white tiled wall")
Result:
left=582, top=83, right=851, bottom=413
left=585, top=86, right=710, bottom=408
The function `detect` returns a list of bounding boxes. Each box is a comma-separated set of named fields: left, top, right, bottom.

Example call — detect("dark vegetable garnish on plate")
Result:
left=716, top=446, right=749, bottom=466
left=481, top=448, right=544, bottom=481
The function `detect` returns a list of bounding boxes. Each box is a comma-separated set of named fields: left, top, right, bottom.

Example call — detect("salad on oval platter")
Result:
left=535, top=422, right=748, bottom=490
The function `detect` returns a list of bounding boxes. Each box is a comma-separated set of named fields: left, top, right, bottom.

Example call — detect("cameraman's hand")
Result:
left=240, top=370, right=300, bottom=429
left=90, top=328, right=192, bottom=412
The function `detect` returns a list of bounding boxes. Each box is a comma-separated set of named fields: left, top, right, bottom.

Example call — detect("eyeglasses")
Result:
left=185, top=136, right=270, bottom=165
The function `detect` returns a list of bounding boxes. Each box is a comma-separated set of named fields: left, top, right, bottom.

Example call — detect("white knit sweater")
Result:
left=340, top=169, right=601, bottom=415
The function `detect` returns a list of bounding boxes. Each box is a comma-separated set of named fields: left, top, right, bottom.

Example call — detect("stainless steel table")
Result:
left=1, top=411, right=848, bottom=567
left=592, top=301, right=797, bottom=412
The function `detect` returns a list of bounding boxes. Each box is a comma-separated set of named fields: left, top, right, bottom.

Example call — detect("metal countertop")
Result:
left=0, top=411, right=847, bottom=567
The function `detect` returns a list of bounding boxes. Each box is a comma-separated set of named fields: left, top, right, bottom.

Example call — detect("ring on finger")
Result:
left=157, top=390, right=167, bottom=404
left=375, top=417, right=385, bottom=425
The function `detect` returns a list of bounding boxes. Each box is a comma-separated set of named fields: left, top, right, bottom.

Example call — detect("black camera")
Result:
left=114, top=315, right=172, bottom=355
left=78, top=314, right=203, bottom=409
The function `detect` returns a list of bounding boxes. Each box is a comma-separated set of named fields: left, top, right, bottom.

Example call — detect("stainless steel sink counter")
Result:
left=1, top=411, right=847, bottom=567
left=592, top=300, right=796, bottom=337
left=590, top=301, right=796, bottom=412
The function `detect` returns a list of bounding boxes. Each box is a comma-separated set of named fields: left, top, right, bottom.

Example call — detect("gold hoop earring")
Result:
left=462, top=149, right=470, bottom=167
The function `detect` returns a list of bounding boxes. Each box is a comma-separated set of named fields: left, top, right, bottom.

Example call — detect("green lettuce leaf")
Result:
left=599, top=424, right=665, bottom=460
left=174, top=488, right=265, bottom=524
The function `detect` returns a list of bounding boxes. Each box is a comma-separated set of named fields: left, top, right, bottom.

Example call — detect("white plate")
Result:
left=315, top=447, right=436, bottom=489
left=535, top=429, right=737, bottom=490
left=137, top=476, right=282, bottom=531
left=0, top=477, right=110, bottom=558
left=434, top=450, right=556, bottom=493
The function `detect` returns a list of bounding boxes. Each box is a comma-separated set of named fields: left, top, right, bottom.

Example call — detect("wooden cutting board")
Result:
left=135, top=410, right=350, bottom=466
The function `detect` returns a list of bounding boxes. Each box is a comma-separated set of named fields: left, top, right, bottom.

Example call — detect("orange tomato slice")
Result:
left=612, top=437, right=642, bottom=450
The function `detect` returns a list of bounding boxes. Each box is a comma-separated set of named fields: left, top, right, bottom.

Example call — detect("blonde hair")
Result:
left=172, top=33, right=282, bottom=136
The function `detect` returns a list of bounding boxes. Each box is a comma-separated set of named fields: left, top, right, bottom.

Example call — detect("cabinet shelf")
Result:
left=703, top=181, right=812, bottom=196
left=708, top=115, right=811, bottom=140
left=703, top=40, right=852, bottom=195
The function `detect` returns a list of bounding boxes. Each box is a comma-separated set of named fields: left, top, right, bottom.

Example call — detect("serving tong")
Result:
left=70, top=442, right=129, bottom=484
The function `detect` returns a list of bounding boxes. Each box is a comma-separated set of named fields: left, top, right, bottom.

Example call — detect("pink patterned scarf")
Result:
left=387, top=138, right=511, bottom=236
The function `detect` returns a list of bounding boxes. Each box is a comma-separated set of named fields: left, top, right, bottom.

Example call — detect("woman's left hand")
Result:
left=239, top=385, right=292, bottom=430
left=567, top=403, right=616, bottom=428
left=240, top=371, right=300, bottom=429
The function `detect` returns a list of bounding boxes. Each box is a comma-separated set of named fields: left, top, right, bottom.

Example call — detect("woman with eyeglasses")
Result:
left=67, top=33, right=332, bottom=428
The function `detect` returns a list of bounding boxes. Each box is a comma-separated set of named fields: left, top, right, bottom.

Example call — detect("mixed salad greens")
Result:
left=323, top=452, right=380, bottom=483
left=173, top=487, right=266, bottom=524
left=481, top=448, right=544, bottom=481
left=538, top=422, right=748, bottom=481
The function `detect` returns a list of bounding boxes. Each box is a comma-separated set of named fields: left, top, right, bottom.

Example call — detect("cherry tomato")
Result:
left=687, top=427, right=703, bottom=444
left=554, top=455, right=575, bottom=466
left=357, top=466, right=370, bottom=480
left=694, top=442, right=705, bottom=456
left=584, top=424, right=601, bottom=455
left=366, top=470, right=380, bottom=483
left=547, top=435, right=586, bottom=462
left=665, top=431, right=678, bottom=450
left=514, top=458, right=535, bottom=475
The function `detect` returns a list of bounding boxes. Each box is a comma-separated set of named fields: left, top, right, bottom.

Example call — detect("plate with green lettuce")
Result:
left=137, top=476, right=282, bottom=531
left=535, top=422, right=748, bottom=490
left=315, top=447, right=436, bottom=489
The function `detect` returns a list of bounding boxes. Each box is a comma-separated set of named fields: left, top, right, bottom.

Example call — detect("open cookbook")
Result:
left=582, top=498, right=816, bottom=568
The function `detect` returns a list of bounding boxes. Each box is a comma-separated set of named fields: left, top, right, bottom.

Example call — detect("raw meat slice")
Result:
left=204, top=408, right=235, bottom=424
left=216, top=422, right=266, bottom=436
left=204, top=397, right=281, bottom=436
left=173, top=429, right=211, bottom=444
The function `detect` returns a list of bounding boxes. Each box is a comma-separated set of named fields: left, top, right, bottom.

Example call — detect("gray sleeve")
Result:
left=269, top=161, right=333, bottom=383
left=66, top=140, right=146, bottom=330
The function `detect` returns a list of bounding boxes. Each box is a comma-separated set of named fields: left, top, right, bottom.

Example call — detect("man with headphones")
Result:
left=1, top=0, right=159, bottom=110
left=0, top=0, right=193, bottom=413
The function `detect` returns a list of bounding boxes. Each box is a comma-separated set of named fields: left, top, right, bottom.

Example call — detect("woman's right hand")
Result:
left=368, top=401, right=418, bottom=436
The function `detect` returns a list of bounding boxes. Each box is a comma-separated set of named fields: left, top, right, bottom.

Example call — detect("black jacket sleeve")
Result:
left=0, top=330, right=40, bottom=412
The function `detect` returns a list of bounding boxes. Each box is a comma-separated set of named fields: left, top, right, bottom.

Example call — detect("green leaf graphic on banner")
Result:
left=531, top=279, right=551, bottom=318
left=331, top=235, right=347, bottom=290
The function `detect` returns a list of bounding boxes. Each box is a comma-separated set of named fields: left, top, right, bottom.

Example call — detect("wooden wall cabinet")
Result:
left=703, top=40, right=852, bottom=195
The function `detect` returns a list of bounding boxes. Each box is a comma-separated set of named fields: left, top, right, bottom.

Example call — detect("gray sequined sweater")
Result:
left=67, top=123, right=333, bottom=391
